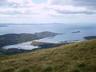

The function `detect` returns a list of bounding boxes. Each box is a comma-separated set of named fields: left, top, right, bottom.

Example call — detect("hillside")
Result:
left=0, top=40, right=96, bottom=72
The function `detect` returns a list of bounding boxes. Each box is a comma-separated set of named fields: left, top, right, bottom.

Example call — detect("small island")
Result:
left=72, top=31, right=80, bottom=33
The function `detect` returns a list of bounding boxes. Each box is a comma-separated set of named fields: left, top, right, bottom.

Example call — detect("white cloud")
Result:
left=0, top=0, right=96, bottom=23
left=0, top=0, right=95, bottom=16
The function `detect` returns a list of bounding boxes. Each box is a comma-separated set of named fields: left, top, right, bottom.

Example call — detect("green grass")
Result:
left=0, top=40, right=96, bottom=72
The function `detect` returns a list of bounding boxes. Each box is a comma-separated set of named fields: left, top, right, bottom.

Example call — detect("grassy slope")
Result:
left=0, top=40, right=96, bottom=72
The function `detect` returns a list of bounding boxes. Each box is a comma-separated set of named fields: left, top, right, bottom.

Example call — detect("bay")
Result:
left=1, top=23, right=96, bottom=50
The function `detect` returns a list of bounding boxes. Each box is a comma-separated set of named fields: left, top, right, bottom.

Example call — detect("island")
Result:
left=0, top=31, right=59, bottom=55
left=32, top=40, right=70, bottom=48
left=84, top=36, right=96, bottom=40
left=0, top=31, right=59, bottom=48
left=72, top=31, right=80, bottom=33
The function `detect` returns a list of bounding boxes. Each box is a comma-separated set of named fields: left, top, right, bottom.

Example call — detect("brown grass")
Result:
left=0, top=40, right=96, bottom=72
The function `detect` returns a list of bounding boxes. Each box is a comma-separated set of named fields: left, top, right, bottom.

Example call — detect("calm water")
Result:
left=1, top=23, right=96, bottom=50
left=3, top=41, right=38, bottom=50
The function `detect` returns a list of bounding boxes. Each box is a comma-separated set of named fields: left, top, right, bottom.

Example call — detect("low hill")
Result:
left=0, top=40, right=96, bottom=72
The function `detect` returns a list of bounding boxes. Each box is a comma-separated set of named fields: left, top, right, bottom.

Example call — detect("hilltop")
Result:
left=0, top=39, right=96, bottom=72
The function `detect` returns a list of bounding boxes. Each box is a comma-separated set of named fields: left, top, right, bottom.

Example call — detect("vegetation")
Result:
left=0, top=39, right=96, bottom=72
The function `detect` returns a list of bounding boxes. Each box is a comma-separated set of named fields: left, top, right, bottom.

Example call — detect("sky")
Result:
left=0, top=0, right=96, bottom=24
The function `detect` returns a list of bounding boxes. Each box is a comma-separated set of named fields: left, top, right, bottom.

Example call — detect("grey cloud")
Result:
left=0, top=10, right=22, bottom=15
left=57, top=11, right=96, bottom=15
left=74, top=0, right=96, bottom=6
left=49, top=0, right=73, bottom=5
left=0, top=0, right=8, bottom=7
left=73, top=0, right=96, bottom=9
left=49, top=0, right=96, bottom=14
left=0, top=0, right=96, bottom=15
left=49, top=0, right=96, bottom=11
left=0, top=0, right=21, bottom=8
left=53, top=9, right=96, bottom=15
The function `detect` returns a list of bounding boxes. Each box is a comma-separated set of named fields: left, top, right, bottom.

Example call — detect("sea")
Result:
left=0, top=23, right=96, bottom=50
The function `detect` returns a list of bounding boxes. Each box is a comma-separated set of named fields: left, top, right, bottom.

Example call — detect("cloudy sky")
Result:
left=0, top=0, right=96, bottom=23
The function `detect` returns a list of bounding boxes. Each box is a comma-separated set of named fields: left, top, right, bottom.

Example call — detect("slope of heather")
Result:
left=0, top=40, right=96, bottom=72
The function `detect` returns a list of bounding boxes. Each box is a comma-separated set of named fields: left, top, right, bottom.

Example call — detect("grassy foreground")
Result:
left=0, top=40, right=96, bottom=72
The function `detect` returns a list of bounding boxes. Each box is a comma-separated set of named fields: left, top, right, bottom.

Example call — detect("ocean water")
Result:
left=3, top=41, right=38, bottom=50
left=1, top=23, right=96, bottom=50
